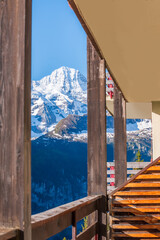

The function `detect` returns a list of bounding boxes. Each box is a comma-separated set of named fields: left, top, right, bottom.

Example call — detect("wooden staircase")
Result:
left=109, top=156, right=160, bottom=239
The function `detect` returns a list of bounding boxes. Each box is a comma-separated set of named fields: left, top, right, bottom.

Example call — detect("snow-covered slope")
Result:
left=31, top=67, right=87, bottom=138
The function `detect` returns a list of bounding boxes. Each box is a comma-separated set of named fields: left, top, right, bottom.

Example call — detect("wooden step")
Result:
left=125, top=183, right=160, bottom=188
left=113, top=198, right=160, bottom=205
left=112, top=231, right=160, bottom=237
left=114, top=191, right=160, bottom=196
left=136, top=175, right=160, bottom=180
left=111, top=215, right=160, bottom=223
left=112, top=224, right=160, bottom=230
left=146, top=166, right=160, bottom=171
left=112, top=207, right=160, bottom=213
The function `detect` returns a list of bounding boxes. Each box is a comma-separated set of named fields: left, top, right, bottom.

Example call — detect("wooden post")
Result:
left=87, top=37, right=107, bottom=240
left=0, top=0, right=32, bottom=239
left=72, top=212, right=77, bottom=240
left=114, top=85, right=127, bottom=187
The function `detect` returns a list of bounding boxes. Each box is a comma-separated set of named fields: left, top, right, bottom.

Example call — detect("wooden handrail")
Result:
left=31, top=195, right=103, bottom=240
left=0, top=228, right=19, bottom=240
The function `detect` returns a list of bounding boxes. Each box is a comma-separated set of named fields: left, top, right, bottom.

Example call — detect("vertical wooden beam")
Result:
left=87, top=37, right=107, bottom=240
left=114, top=85, right=127, bottom=188
left=72, top=212, right=77, bottom=240
left=0, top=0, right=32, bottom=239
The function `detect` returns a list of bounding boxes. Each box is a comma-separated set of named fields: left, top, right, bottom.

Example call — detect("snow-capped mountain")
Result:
left=31, top=67, right=87, bottom=138
left=31, top=66, right=151, bottom=139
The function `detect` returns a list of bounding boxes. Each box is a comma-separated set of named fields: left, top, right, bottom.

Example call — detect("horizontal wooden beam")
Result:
left=77, top=222, right=98, bottom=240
left=113, top=198, right=160, bottom=205
left=112, top=207, right=160, bottom=213
left=136, top=174, right=160, bottom=179
left=112, top=224, right=160, bottom=230
left=112, top=231, right=160, bottom=237
left=111, top=215, right=160, bottom=222
left=146, top=166, right=160, bottom=171
left=125, top=183, right=160, bottom=188
left=0, top=228, right=18, bottom=240
left=114, top=191, right=160, bottom=196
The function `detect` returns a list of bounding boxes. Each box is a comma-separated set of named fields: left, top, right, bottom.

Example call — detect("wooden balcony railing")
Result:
left=0, top=195, right=105, bottom=240
left=31, top=195, right=105, bottom=240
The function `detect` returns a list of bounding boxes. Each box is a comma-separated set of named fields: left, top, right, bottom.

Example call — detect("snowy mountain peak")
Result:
left=31, top=67, right=87, bottom=138
left=37, top=66, right=86, bottom=92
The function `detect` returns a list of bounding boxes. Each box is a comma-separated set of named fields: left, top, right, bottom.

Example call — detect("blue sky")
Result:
left=32, top=0, right=87, bottom=80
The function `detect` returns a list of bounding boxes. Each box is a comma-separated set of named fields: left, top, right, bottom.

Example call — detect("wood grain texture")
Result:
left=0, top=228, right=17, bottom=240
left=114, top=191, right=160, bottom=196
left=136, top=174, right=160, bottom=179
left=109, top=157, right=160, bottom=239
left=72, top=212, right=77, bottom=240
left=87, top=37, right=107, bottom=197
left=113, top=198, right=160, bottom=204
left=112, top=231, right=160, bottom=237
left=0, top=0, right=31, bottom=238
left=77, top=222, right=98, bottom=240
left=87, top=37, right=107, bottom=239
left=114, top=85, right=127, bottom=188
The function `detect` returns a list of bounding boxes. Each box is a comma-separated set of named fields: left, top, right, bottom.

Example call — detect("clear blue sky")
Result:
left=32, top=0, right=87, bottom=80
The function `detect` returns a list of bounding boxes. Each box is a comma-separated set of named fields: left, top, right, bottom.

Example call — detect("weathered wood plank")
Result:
left=113, top=198, right=160, bottom=204
left=24, top=0, right=32, bottom=238
left=136, top=174, right=160, bottom=179
left=87, top=37, right=107, bottom=197
left=76, top=201, right=98, bottom=221
left=125, top=183, right=160, bottom=188
left=114, top=191, right=160, bottom=196
left=112, top=231, right=160, bottom=237
left=0, top=228, right=17, bottom=240
left=87, top=37, right=107, bottom=239
left=146, top=166, right=160, bottom=171
left=112, top=207, right=160, bottom=213
left=112, top=224, right=160, bottom=230
left=0, top=0, right=31, bottom=238
left=111, top=215, right=160, bottom=222
left=77, top=222, right=98, bottom=240
left=114, top=85, right=127, bottom=188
